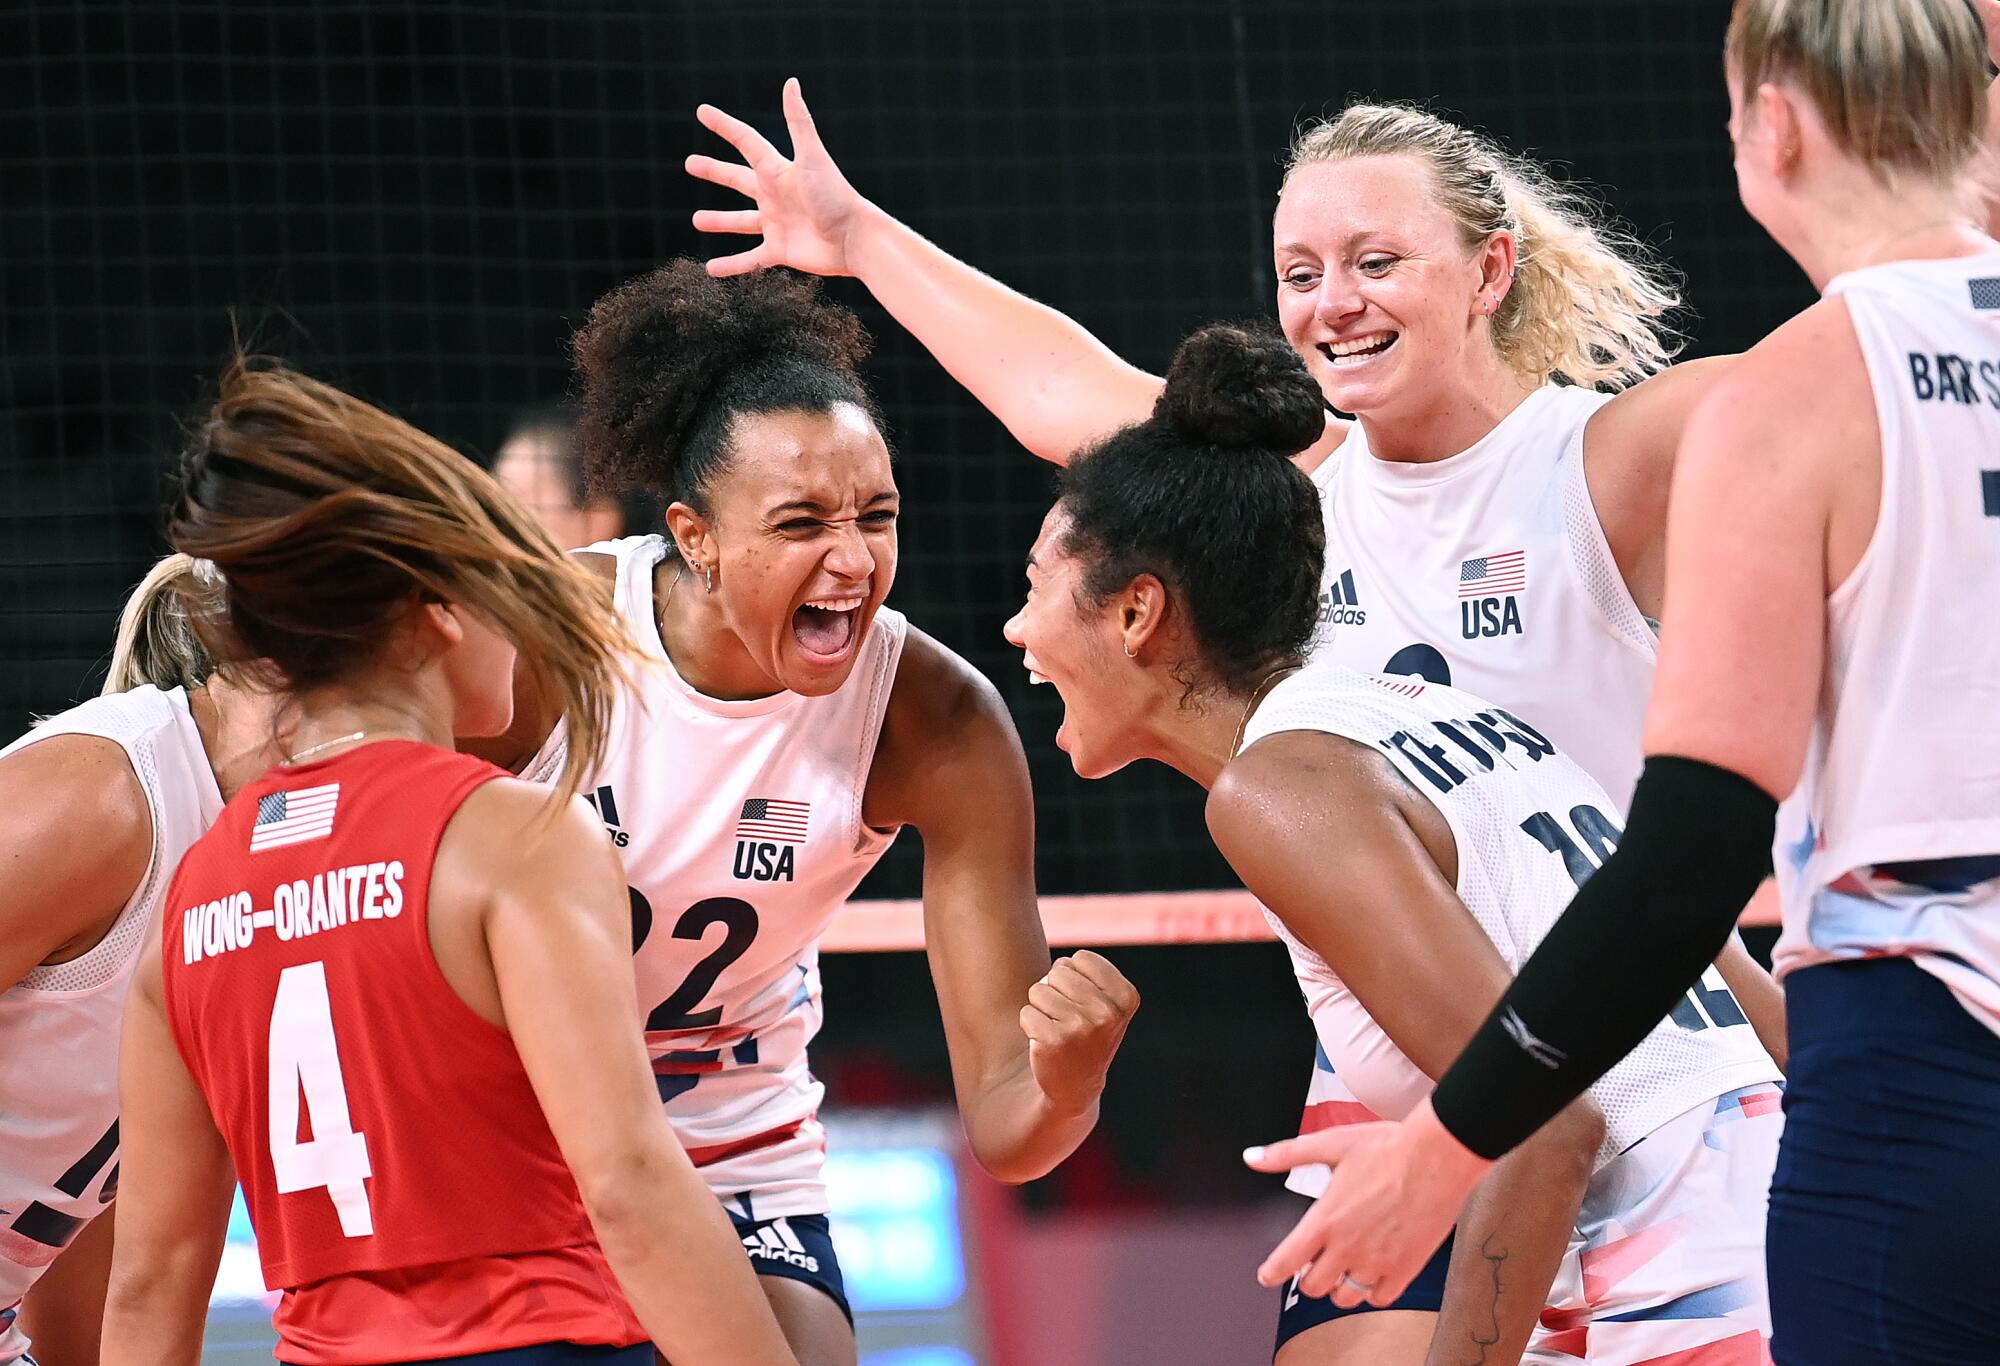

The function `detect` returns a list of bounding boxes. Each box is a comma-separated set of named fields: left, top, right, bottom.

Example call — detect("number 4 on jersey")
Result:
left=268, top=961, right=374, bottom=1237
left=1521, top=804, right=1749, bottom=1033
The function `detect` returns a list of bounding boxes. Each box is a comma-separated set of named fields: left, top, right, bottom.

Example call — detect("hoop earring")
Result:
left=701, top=565, right=716, bottom=594
left=1124, top=643, right=1136, bottom=659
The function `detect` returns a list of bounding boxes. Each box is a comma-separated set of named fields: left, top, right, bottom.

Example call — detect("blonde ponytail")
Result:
left=1287, top=103, right=1682, bottom=390
left=102, top=553, right=218, bottom=696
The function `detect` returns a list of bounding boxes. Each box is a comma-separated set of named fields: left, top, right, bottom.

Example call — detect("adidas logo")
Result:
left=741, top=1218, right=819, bottom=1273
left=1318, top=568, right=1366, bottom=627
left=582, top=785, right=631, bottom=848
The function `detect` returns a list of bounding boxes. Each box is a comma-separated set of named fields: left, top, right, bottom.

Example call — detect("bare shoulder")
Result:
left=1207, top=727, right=1457, bottom=890
left=0, top=733, right=155, bottom=960
left=868, top=626, right=1027, bottom=831
left=0, top=733, right=153, bottom=868
left=1588, top=354, right=1739, bottom=465
left=1207, top=729, right=1402, bottom=848
left=436, top=777, right=611, bottom=895
left=1684, top=298, right=1872, bottom=482
left=882, top=626, right=1013, bottom=741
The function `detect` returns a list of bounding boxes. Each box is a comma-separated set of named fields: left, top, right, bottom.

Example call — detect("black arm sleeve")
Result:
left=1429, top=755, right=1778, bottom=1160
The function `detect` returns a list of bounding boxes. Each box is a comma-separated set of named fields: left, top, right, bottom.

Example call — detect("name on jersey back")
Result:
left=180, top=860, right=406, bottom=965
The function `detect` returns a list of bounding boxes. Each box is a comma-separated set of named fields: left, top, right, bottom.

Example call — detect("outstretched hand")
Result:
left=1243, top=1098, right=1491, bottom=1308
left=688, top=77, right=869, bottom=279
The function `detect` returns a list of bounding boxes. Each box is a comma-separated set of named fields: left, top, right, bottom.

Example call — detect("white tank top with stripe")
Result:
left=526, top=535, right=906, bottom=1218
left=0, top=687, right=221, bottom=1360
left=1774, top=252, right=2000, bottom=1032
left=1239, top=662, right=1779, bottom=1196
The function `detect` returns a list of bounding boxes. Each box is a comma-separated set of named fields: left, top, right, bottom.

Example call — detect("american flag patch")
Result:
left=1969, top=277, right=2000, bottom=311
left=736, top=798, right=809, bottom=845
left=1458, top=550, right=1527, bottom=599
left=1370, top=675, right=1427, bottom=698
left=250, top=783, right=340, bottom=852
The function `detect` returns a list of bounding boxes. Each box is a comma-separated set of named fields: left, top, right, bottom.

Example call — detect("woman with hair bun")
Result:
left=479, top=260, right=1138, bottom=1366
left=98, top=358, right=797, bottom=1366
left=1265, top=3, right=2000, bottom=1362
left=1004, top=323, right=1780, bottom=1365
left=690, top=73, right=1798, bottom=1353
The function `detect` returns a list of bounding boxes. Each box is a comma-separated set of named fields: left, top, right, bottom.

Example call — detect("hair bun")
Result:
left=1152, top=324, right=1324, bottom=457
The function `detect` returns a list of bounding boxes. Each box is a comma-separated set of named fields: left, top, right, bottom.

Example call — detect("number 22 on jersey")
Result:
left=268, top=961, right=374, bottom=1237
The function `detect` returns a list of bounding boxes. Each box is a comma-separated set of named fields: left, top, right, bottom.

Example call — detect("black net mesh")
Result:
left=3, top=0, right=1809, bottom=1210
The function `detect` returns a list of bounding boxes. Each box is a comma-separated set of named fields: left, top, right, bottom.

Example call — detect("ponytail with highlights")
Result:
left=103, top=553, right=218, bottom=696
left=167, top=355, right=633, bottom=799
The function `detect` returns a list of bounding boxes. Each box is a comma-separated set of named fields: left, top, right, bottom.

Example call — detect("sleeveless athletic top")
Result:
left=1311, top=383, right=1657, bottom=811
left=1240, top=662, right=1780, bottom=1196
left=1774, top=252, right=2000, bottom=1033
left=162, top=741, right=644, bottom=1364
left=526, top=535, right=906, bottom=1220
left=0, top=686, right=219, bottom=1363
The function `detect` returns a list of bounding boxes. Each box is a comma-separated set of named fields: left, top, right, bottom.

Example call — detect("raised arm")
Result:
left=1212, top=733, right=1603, bottom=1359
left=688, top=79, right=1167, bottom=464
left=864, top=629, right=1137, bottom=1182
left=448, top=783, right=797, bottom=1364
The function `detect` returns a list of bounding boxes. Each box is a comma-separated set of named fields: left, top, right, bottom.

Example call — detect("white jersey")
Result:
left=1774, top=252, right=2000, bottom=1032
left=1239, top=662, right=1779, bottom=1188
left=1311, top=383, right=1657, bottom=811
left=0, top=687, right=220, bottom=1360
left=527, top=536, right=905, bottom=1219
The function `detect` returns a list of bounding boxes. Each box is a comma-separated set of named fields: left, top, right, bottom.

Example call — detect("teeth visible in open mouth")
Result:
left=1027, top=670, right=1050, bottom=685
left=1322, top=332, right=1396, bottom=364
left=806, top=596, right=865, bottom=611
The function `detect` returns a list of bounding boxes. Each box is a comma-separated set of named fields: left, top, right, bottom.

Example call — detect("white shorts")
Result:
left=1526, top=1083, right=1782, bottom=1366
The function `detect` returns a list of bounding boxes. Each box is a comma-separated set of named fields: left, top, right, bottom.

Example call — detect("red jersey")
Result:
left=161, top=741, right=646, bottom=1363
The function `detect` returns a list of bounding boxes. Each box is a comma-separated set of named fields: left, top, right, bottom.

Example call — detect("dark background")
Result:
left=0, top=0, right=1809, bottom=1205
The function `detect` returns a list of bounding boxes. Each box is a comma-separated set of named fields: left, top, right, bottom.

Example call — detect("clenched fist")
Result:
left=1019, top=950, right=1139, bottom=1115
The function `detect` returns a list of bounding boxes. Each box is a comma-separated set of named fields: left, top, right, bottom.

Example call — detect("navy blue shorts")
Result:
left=1273, top=1212, right=1453, bottom=1358
left=1768, top=958, right=2000, bottom=1365
left=729, top=1209, right=852, bottom=1325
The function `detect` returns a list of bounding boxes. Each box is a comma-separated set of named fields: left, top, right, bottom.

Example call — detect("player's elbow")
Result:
left=570, top=1135, right=689, bottom=1241
left=1532, top=1095, right=1607, bottom=1183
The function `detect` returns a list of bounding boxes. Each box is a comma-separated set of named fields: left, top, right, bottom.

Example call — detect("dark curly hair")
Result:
left=1056, top=323, right=1327, bottom=692
left=570, top=261, right=882, bottom=517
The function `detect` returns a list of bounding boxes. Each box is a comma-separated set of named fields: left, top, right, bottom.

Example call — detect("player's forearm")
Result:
left=1423, top=1100, right=1600, bottom=1366
left=583, top=1142, right=797, bottom=1364
left=841, top=200, right=1162, bottom=464
left=959, top=1049, right=1099, bottom=1184
left=99, top=1251, right=215, bottom=1366
left=1714, top=914, right=1787, bottom=1072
